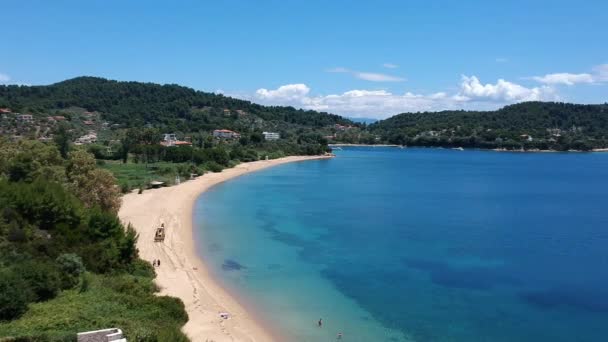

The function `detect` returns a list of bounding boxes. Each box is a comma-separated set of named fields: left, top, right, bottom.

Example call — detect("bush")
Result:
left=155, top=325, right=189, bottom=342
left=0, top=272, right=29, bottom=321
left=154, top=296, right=189, bottom=324
left=120, top=183, right=130, bottom=193
left=56, top=254, right=85, bottom=289
left=204, top=161, right=223, bottom=173
left=56, top=254, right=85, bottom=277
left=79, top=273, right=90, bottom=293
left=19, top=261, right=62, bottom=302
left=128, top=259, right=155, bottom=278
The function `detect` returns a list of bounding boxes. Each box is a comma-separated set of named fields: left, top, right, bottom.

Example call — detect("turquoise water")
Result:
left=194, top=147, right=608, bottom=341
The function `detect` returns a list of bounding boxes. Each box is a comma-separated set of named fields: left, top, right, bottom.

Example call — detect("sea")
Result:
left=193, top=147, right=608, bottom=342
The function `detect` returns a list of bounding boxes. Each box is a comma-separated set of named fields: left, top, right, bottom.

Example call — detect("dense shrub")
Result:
left=56, top=253, right=85, bottom=288
left=0, top=272, right=29, bottom=321
left=19, top=262, right=62, bottom=302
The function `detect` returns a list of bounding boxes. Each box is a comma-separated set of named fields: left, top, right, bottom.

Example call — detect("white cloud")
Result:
left=532, top=73, right=594, bottom=85
left=326, top=67, right=350, bottom=73
left=532, top=64, right=608, bottom=85
left=354, top=72, right=405, bottom=82
left=244, top=76, right=556, bottom=119
left=255, top=84, right=311, bottom=102
left=326, top=67, right=405, bottom=82
left=459, top=75, right=555, bottom=102
left=383, top=63, right=398, bottom=69
left=0, top=73, right=10, bottom=84
left=495, top=57, right=509, bottom=63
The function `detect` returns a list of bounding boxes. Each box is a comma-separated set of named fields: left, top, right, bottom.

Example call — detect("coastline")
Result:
left=118, top=155, right=333, bottom=342
left=329, top=143, right=401, bottom=147
left=329, top=143, right=608, bottom=153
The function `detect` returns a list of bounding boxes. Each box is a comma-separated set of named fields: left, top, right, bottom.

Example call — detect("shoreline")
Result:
left=329, top=143, right=401, bottom=147
left=329, top=143, right=608, bottom=153
left=118, top=155, right=333, bottom=342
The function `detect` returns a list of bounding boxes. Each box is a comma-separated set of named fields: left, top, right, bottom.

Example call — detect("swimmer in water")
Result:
left=318, top=318, right=322, bottom=327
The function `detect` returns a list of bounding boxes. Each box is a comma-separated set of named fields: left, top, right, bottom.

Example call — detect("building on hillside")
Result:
left=17, top=114, right=33, bottom=123
left=74, top=133, right=97, bottom=145
left=334, top=124, right=354, bottom=131
left=53, top=116, right=66, bottom=121
left=0, top=108, right=11, bottom=114
left=520, top=134, right=533, bottom=142
left=213, top=129, right=240, bottom=139
left=262, top=131, right=280, bottom=140
left=163, top=133, right=177, bottom=142
left=160, top=133, right=192, bottom=147
left=83, top=120, right=94, bottom=126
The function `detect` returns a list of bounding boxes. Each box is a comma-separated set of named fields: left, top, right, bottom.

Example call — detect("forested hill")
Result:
left=0, top=76, right=352, bottom=130
left=370, top=102, right=608, bottom=151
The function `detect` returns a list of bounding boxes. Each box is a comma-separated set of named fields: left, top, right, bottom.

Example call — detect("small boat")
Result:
left=452, top=147, right=464, bottom=151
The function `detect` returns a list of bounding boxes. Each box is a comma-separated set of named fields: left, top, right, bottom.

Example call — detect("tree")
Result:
left=67, top=150, right=122, bottom=213
left=53, top=123, right=71, bottom=159
left=119, top=224, right=139, bottom=265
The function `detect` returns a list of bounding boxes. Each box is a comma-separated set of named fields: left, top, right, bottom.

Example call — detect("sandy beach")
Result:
left=118, top=155, right=332, bottom=342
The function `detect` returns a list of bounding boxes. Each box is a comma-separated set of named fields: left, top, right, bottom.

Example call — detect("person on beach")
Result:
left=318, top=318, right=322, bottom=327
left=157, top=259, right=161, bottom=267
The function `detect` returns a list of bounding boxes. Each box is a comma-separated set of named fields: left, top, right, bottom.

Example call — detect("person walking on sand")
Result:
left=318, top=318, right=322, bottom=327
left=157, top=259, right=161, bottom=267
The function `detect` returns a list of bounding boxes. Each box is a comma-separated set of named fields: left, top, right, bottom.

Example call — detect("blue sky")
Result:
left=1, top=0, right=607, bottom=118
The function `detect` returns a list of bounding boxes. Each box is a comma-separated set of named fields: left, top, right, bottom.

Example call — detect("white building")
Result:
left=161, top=133, right=192, bottom=147
left=262, top=132, right=280, bottom=140
left=74, top=133, right=98, bottom=145
left=163, top=133, right=177, bottom=142
left=17, top=114, right=34, bottom=123
left=213, top=129, right=240, bottom=139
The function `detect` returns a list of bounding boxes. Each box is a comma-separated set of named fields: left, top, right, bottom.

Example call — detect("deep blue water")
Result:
left=194, top=147, right=608, bottom=341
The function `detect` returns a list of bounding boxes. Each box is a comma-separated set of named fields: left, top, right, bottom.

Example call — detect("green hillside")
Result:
left=370, top=102, right=608, bottom=151
left=0, top=76, right=352, bottom=132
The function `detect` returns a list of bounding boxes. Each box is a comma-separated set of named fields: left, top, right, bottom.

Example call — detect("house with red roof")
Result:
left=213, top=129, right=240, bottom=139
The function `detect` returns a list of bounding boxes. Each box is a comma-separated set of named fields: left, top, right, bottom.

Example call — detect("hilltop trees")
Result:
left=67, top=150, right=122, bottom=213
left=370, top=102, right=608, bottom=150
left=0, top=76, right=352, bottom=131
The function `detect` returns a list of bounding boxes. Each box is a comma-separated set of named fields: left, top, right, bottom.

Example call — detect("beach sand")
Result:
left=118, top=155, right=332, bottom=342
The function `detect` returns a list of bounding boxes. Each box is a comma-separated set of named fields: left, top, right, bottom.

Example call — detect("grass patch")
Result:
left=100, top=161, right=198, bottom=192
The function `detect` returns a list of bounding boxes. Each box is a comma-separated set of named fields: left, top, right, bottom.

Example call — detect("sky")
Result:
left=1, top=0, right=607, bottom=119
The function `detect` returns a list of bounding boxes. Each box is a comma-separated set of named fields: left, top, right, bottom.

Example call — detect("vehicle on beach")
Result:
left=154, top=223, right=165, bottom=242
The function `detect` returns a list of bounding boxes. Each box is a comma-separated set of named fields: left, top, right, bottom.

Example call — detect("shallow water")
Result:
left=194, top=147, right=608, bottom=341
